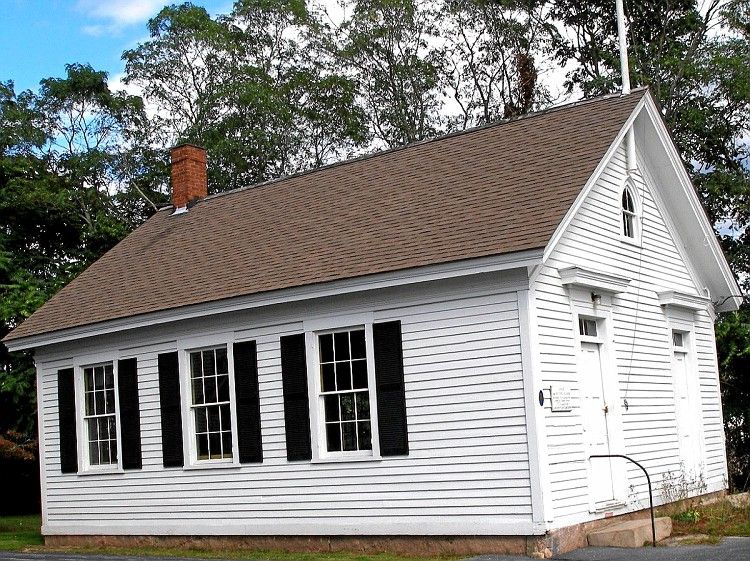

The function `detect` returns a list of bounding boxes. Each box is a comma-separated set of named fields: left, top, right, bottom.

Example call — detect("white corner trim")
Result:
left=6, top=250, right=542, bottom=352
left=559, top=266, right=631, bottom=294
left=657, top=290, right=712, bottom=312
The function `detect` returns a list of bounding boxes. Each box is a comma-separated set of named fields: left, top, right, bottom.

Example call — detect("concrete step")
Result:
left=587, top=517, right=673, bottom=548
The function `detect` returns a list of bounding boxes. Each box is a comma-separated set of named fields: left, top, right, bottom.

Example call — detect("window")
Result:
left=672, top=330, right=685, bottom=349
left=579, top=317, right=598, bottom=337
left=82, top=363, right=118, bottom=467
left=622, top=187, right=638, bottom=239
left=318, top=329, right=372, bottom=453
left=189, top=347, right=233, bottom=460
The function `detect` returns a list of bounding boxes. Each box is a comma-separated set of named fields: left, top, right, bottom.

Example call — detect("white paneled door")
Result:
left=580, top=341, right=617, bottom=507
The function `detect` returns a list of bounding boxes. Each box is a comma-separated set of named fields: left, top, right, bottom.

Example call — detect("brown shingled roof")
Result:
left=5, top=89, right=646, bottom=343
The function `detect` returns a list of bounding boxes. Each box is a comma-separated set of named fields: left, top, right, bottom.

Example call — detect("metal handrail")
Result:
left=589, top=454, right=656, bottom=547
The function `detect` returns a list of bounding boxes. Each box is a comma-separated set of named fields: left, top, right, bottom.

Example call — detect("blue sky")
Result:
left=0, top=0, right=229, bottom=94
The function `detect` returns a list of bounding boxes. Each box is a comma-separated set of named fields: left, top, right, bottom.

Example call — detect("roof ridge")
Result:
left=157, top=87, right=648, bottom=212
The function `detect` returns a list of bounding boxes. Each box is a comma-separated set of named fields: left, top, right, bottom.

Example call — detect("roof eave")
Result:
left=3, top=249, right=544, bottom=352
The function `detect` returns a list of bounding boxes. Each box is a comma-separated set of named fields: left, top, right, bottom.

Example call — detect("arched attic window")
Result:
left=621, top=184, right=639, bottom=241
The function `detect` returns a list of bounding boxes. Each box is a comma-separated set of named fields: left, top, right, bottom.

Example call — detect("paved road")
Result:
left=1, top=538, right=749, bottom=561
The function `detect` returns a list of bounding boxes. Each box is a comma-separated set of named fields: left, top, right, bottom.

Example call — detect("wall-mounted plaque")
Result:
left=550, top=384, right=573, bottom=412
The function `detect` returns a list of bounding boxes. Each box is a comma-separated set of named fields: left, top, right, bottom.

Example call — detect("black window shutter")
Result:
left=233, top=341, right=263, bottom=463
left=158, top=352, right=184, bottom=467
left=117, top=358, right=142, bottom=470
left=57, top=368, right=78, bottom=473
left=373, top=321, right=409, bottom=456
left=280, top=334, right=311, bottom=461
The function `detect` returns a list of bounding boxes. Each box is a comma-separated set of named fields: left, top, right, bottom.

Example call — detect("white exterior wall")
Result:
left=35, top=271, right=539, bottom=536
left=533, top=142, right=726, bottom=529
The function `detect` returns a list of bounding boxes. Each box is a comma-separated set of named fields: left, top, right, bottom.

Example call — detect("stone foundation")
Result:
left=45, top=534, right=533, bottom=557
left=44, top=490, right=728, bottom=559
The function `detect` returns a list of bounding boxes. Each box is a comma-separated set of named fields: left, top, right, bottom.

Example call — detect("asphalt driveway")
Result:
left=1, top=538, right=749, bottom=561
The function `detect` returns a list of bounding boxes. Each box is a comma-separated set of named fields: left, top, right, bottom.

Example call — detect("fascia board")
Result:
left=640, top=97, right=742, bottom=311
left=5, top=249, right=543, bottom=352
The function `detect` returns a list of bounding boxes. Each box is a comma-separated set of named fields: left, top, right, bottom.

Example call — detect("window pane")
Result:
left=195, top=407, right=207, bottom=433
left=110, top=438, right=118, bottom=463
left=98, top=416, right=109, bottom=440
left=352, top=360, right=368, bottom=389
left=104, top=365, right=114, bottom=388
left=336, top=362, right=352, bottom=391
left=320, top=334, right=334, bottom=363
left=334, top=332, right=350, bottom=360
left=355, top=392, right=370, bottom=419
left=673, top=331, right=684, bottom=347
left=350, top=330, right=366, bottom=359
left=105, top=389, right=116, bottom=414
left=86, top=391, right=95, bottom=416
left=357, top=421, right=372, bottom=450
left=221, top=431, right=233, bottom=457
left=215, top=347, right=228, bottom=374
left=87, top=418, right=98, bottom=443
left=342, top=422, right=357, bottom=451
left=209, top=433, right=221, bottom=459
left=89, top=442, right=100, bottom=465
left=190, top=352, right=202, bottom=377
left=340, top=394, right=355, bottom=421
left=203, top=350, right=216, bottom=377
left=100, top=440, right=110, bottom=465
left=217, top=374, right=230, bottom=402
left=205, top=375, right=218, bottom=403
left=321, top=364, right=336, bottom=392
left=207, top=405, right=220, bottom=433
left=94, top=367, right=104, bottom=390
left=197, top=434, right=209, bottom=459
left=326, top=423, right=341, bottom=452
left=220, top=403, right=232, bottom=431
left=108, top=416, right=117, bottom=441
left=95, top=391, right=105, bottom=415
left=192, top=378, right=205, bottom=405
left=84, top=369, right=94, bottom=392
left=324, top=395, right=340, bottom=422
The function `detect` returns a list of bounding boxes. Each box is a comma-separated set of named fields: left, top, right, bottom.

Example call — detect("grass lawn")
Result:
left=664, top=497, right=750, bottom=538
left=0, top=514, right=43, bottom=551
left=49, top=548, right=459, bottom=561
left=0, top=514, right=456, bottom=561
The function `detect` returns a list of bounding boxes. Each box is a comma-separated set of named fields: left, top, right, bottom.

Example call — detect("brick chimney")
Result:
left=171, top=144, right=207, bottom=211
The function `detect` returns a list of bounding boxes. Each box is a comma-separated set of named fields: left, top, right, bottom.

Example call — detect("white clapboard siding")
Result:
left=37, top=274, right=534, bottom=536
left=534, top=144, right=726, bottom=527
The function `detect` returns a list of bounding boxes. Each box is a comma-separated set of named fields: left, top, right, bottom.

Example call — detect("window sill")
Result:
left=76, top=466, right=123, bottom=476
left=182, top=461, right=241, bottom=471
left=311, top=455, right=382, bottom=464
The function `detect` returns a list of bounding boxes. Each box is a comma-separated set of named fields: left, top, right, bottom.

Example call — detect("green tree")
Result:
left=0, top=65, right=147, bottom=436
left=336, top=0, right=447, bottom=146
left=124, top=1, right=367, bottom=192
left=442, top=0, right=556, bottom=127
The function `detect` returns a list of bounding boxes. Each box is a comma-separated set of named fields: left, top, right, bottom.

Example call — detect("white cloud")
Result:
left=76, top=0, right=165, bottom=25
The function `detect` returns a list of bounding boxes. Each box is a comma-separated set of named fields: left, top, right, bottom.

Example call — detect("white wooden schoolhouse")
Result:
left=4, top=88, right=741, bottom=556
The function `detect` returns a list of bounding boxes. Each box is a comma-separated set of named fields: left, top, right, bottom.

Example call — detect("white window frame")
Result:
left=177, top=333, right=240, bottom=468
left=74, top=355, right=123, bottom=474
left=304, top=313, right=381, bottom=462
left=620, top=181, right=642, bottom=246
